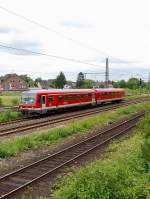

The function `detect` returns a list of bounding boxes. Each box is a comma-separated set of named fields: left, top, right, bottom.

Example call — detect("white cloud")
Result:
left=0, top=0, right=150, bottom=81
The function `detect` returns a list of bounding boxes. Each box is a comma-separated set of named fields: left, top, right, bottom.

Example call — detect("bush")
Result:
left=0, top=98, right=2, bottom=106
left=0, top=111, right=22, bottom=122
left=52, top=114, right=150, bottom=199
left=0, top=102, right=150, bottom=158
left=138, top=114, right=150, bottom=169
left=11, top=98, right=19, bottom=106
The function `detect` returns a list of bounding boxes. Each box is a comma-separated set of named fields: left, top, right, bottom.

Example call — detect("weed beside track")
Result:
left=52, top=113, right=150, bottom=199
left=0, top=102, right=150, bottom=158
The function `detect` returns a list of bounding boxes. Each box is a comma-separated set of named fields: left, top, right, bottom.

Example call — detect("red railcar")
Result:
left=95, top=89, right=124, bottom=104
left=19, top=88, right=125, bottom=114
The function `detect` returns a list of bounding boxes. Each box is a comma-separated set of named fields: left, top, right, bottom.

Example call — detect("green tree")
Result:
left=20, top=75, right=36, bottom=87
left=35, top=77, right=42, bottom=84
left=82, top=79, right=95, bottom=88
left=113, top=80, right=126, bottom=88
left=76, top=72, right=85, bottom=88
left=55, top=72, right=66, bottom=88
left=119, top=80, right=127, bottom=88
left=127, top=78, right=140, bottom=89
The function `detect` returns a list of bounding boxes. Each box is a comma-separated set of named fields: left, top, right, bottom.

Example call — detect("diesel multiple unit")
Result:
left=19, top=88, right=125, bottom=114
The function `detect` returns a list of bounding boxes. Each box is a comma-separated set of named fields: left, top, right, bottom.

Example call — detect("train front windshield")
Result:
left=21, top=93, right=36, bottom=104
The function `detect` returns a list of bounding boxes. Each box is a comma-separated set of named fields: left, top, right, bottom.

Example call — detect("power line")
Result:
left=0, top=5, right=107, bottom=56
left=0, top=4, right=134, bottom=69
left=0, top=42, right=104, bottom=67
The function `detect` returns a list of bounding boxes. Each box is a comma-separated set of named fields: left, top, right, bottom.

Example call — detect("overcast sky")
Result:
left=0, top=0, right=150, bottom=81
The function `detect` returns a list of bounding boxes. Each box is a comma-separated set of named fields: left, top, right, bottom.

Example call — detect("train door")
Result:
left=92, top=93, right=96, bottom=105
left=41, top=95, right=46, bottom=108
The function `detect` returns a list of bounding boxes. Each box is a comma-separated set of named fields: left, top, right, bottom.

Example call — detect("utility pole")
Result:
left=148, top=73, right=150, bottom=92
left=105, top=57, right=109, bottom=88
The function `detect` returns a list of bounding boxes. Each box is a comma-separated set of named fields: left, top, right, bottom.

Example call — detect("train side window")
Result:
left=58, top=95, right=63, bottom=101
left=73, top=95, right=76, bottom=100
left=48, top=95, right=53, bottom=102
left=68, top=95, right=73, bottom=100
left=88, top=94, right=92, bottom=98
left=77, top=95, right=80, bottom=99
left=38, top=95, right=41, bottom=104
left=64, top=95, right=68, bottom=101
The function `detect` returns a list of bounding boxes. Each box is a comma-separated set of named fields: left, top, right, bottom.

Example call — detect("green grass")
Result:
left=125, top=88, right=150, bottom=100
left=0, top=102, right=150, bottom=159
left=0, top=91, right=21, bottom=96
left=0, top=96, right=20, bottom=106
left=0, top=111, right=22, bottom=122
left=52, top=114, right=150, bottom=199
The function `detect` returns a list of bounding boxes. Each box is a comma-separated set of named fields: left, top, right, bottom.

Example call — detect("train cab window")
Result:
left=58, top=95, right=63, bottom=101
left=48, top=95, right=53, bottom=102
left=21, top=93, right=36, bottom=104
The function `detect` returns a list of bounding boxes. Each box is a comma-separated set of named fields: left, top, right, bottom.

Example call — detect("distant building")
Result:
left=0, top=74, right=28, bottom=90
left=64, top=81, right=76, bottom=89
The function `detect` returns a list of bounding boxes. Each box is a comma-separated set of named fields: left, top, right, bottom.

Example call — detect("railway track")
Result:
left=0, top=106, right=18, bottom=113
left=0, top=111, right=145, bottom=199
left=0, top=97, right=150, bottom=137
left=0, top=97, right=149, bottom=127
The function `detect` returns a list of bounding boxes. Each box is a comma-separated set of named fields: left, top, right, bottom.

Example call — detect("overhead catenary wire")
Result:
left=0, top=4, right=136, bottom=71
left=0, top=4, right=141, bottom=81
left=0, top=42, right=105, bottom=67
left=0, top=5, right=107, bottom=56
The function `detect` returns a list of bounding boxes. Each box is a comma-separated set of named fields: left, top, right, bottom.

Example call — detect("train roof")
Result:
left=22, top=89, right=94, bottom=95
left=21, top=88, right=124, bottom=95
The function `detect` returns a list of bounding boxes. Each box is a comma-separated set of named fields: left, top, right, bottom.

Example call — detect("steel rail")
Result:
left=0, top=106, right=18, bottom=113
left=0, top=97, right=149, bottom=127
left=0, top=98, right=149, bottom=137
left=0, top=111, right=145, bottom=198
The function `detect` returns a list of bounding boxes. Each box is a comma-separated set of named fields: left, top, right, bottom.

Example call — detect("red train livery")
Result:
left=19, top=88, right=125, bottom=114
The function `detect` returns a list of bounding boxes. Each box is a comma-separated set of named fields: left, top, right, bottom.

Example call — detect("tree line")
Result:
left=20, top=72, right=94, bottom=89
left=113, top=77, right=150, bottom=90
left=20, top=73, right=150, bottom=90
